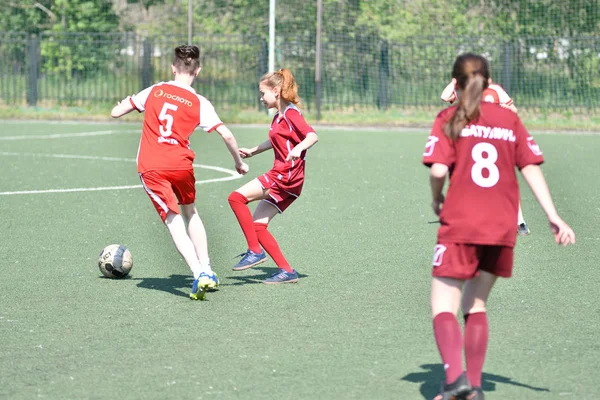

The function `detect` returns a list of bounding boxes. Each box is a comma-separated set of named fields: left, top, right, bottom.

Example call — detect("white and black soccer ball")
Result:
left=98, top=244, right=133, bottom=279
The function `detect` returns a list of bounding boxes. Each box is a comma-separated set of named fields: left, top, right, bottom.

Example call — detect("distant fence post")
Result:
left=27, top=34, right=40, bottom=106
left=502, top=40, right=512, bottom=94
left=258, top=38, right=268, bottom=112
left=141, top=37, right=153, bottom=90
left=378, top=39, right=389, bottom=110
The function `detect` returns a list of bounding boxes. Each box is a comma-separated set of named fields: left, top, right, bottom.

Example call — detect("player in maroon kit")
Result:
left=440, top=78, right=531, bottom=235
left=227, top=68, right=319, bottom=284
left=423, top=53, right=575, bottom=400
left=110, top=45, right=248, bottom=300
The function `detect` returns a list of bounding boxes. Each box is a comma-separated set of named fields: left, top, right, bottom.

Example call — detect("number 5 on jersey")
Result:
left=159, top=102, right=178, bottom=137
left=471, top=142, right=499, bottom=188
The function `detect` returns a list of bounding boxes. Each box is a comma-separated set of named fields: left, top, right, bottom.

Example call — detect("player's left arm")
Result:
left=285, top=111, right=319, bottom=161
left=111, top=96, right=136, bottom=118
left=286, top=132, right=318, bottom=162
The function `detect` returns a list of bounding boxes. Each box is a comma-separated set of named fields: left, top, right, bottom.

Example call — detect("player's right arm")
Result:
left=239, top=140, right=273, bottom=158
left=111, top=96, right=136, bottom=118
left=423, top=112, right=455, bottom=215
left=111, top=86, right=154, bottom=118
left=214, top=125, right=249, bottom=175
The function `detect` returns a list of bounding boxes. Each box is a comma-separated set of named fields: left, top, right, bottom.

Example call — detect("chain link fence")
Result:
left=1, top=31, right=599, bottom=113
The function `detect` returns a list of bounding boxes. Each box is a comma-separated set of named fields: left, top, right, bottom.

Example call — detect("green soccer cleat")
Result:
left=190, top=273, right=212, bottom=300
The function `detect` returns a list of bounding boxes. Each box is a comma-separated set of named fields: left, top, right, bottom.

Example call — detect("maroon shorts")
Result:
left=139, top=169, right=196, bottom=221
left=431, top=242, right=514, bottom=279
left=257, top=169, right=303, bottom=213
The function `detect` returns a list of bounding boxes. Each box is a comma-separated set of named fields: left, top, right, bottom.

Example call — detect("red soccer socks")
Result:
left=228, top=192, right=261, bottom=253
left=464, top=312, right=488, bottom=387
left=433, top=312, right=464, bottom=384
left=253, top=222, right=293, bottom=273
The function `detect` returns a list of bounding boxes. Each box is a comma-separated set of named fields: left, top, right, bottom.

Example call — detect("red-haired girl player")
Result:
left=423, top=53, right=575, bottom=400
left=227, top=69, right=319, bottom=284
left=440, top=78, right=530, bottom=236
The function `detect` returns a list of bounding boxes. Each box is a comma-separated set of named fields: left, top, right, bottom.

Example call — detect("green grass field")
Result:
left=0, top=121, right=598, bottom=399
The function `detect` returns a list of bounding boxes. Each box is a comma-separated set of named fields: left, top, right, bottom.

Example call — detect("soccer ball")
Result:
left=98, top=244, right=133, bottom=279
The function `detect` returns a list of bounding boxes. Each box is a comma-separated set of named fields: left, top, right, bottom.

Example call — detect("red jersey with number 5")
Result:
left=422, top=102, right=544, bottom=247
left=130, top=81, right=223, bottom=173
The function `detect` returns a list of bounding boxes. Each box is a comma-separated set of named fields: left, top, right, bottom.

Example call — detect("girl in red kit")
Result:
left=423, top=53, right=575, bottom=400
left=228, top=68, right=319, bottom=284
left=440, top=78, right=530, bottom=236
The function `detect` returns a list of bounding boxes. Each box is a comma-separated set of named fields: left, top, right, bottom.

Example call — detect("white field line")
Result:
left=0, top=152, right=242, bottom=196
left=0, top=130, right=139, bottom=141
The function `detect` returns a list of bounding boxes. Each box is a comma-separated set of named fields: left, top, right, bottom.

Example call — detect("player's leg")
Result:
left=165, top=169, right=215, bottom=298
left=252, top=200, right=298, bottom=284
left=461, top=245, right=511, bottom=398
left=430, top=243, right=481, bottom=400
left=228, top=178, right=270, bottom=270
left=517, top=201, right=530, bottom=235
left=164, top=211, right=212, bottom=299
left=461, top=271, right=496, bottom=398
left=180, top=203, right=215, bottom=279
left=165, top=211, right=204, bottom=277
left=432, top=277, right=465, bottom=382
left=431, top=277, right=471, bottom=400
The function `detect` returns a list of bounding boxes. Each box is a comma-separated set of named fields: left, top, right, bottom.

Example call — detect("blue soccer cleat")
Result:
left=232, top=249, right=267, bottom=271
left=190, top=272, right=213, bottom=300
left=263, top=268, right=299, bottom=284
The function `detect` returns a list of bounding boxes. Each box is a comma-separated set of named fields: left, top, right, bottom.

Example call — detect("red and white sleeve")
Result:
left=198, top=96, right=223, bottom=132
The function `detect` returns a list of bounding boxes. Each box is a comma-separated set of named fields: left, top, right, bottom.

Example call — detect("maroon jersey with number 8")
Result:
left=423, top=102, right=544, bottom=247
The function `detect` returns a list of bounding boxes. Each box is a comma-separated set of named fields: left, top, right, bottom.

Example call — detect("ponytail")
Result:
left=444, top=74, right=485, bottom=140
left=444, top=53, right=491, bottom=140
left=260, top=68, right=302, bottom=107
left=278, top=68, right=302, bottom=106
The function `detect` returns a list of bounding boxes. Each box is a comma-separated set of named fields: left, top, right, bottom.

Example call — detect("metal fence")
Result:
left=1, top=32, right=599, bottom=112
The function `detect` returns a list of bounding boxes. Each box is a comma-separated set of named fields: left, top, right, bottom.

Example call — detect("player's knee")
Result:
left=228, top=191, right=249, bottom=205
left=253, top=222, right=268, bottom=232
left=180, top=204, right=196, bottom=218
left=462, top=303, right=487, bottom=316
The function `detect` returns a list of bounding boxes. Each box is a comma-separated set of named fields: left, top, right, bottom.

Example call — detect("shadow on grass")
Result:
left=131, top=274, right=195, bottom=298
left=222, top=266, right=309, bottom=286
left=401, top=363, right=550, bottom=399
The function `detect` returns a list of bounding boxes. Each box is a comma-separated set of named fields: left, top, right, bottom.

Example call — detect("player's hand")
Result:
left=549, top=216, right=575, bottom=246
left=236, top=162, right=249, bottom=175
left=432, top=193, right=445, bottom=216
left=440, top=79, right=457, bottom=103
left=239, top=148, right=253, bottom=158
left=286, top=147, right=302, bottom=162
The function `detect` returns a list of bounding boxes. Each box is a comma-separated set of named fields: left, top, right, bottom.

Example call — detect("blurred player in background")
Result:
left=441, top=78, right=529, bottom=235
left=227, top=68, right=319, bottom=284
left=110, top=45, right=248, bottom=300
left=424, top=53, right=575, bottom=400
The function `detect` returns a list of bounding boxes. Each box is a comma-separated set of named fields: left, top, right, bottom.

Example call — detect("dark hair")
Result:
left=260, top=68, right=302, bottom=107
left=173, top=45, right=200, bottom=75
left=444, top=53, right=490, bottom=140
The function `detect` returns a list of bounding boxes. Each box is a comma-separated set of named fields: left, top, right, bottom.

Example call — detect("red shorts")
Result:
left=257, top=169, right=303, bottom=213
left=431, top=242, right=514, bottom=279
left=139, top=169, right=196, bottom=221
